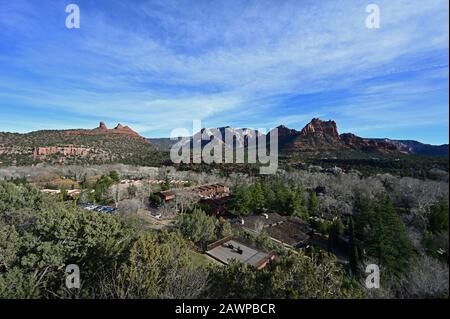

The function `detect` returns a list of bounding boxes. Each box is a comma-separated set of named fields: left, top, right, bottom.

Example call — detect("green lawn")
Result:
left=189, top=250, right=221, bottom=266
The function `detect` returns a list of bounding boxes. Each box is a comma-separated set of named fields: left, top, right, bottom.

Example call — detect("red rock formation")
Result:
left=340, top=133, right=399, bottom=153
left=276, top=125, right=299, bottom=137
left=300, top=118, right=340, bottom=139
left=99, top=122, right=108, bottom=130
left=65, top=122, right=146, bottom=141
left=112, top=123, right=141, bottom=137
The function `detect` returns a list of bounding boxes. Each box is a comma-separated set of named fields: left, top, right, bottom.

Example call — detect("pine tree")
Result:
left=348, top=217, right=359, bottom=276
left=354, top=195, right=412, bottom=278
left=232, top=186, right=253, bottom=215
left=308, top=192, right=319, bottom=216
left=429, top=201, right=449, bottom=234
left=252, top=181, right=265, bottom=213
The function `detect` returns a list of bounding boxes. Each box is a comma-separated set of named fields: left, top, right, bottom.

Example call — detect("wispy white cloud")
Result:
left=0, top=0, right=448, bottom=143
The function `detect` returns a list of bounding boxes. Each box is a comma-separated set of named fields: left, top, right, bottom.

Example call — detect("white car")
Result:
left=151, top=212, right=162, bottom=219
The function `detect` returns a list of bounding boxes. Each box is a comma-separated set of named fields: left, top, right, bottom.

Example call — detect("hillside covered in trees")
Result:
left=0, top=123, right=169, bottom=167
left=0, top=180, right=363, bottom=299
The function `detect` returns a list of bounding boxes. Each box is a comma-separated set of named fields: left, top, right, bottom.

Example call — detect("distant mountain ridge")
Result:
left=369, top=138, right=449, bottom=157
left=1, top=119, right=447, bottom=167
left=149, top=118, right=448, bottom=157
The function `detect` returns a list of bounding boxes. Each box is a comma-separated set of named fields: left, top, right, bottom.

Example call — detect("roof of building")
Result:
left=206, top=239, right=272, bottom=268
left=242, top=213, right=286, bottom=229
left=265, top=220, right=310, bottom=246
left=241, top=213, right=312, bottom=247
left=156, top=190, right=175, bottom=197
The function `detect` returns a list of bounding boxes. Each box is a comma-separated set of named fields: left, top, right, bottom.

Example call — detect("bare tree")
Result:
left=399, top=255, right=449, bottom=298
left=117, top=199, right=143, bottom=219
left=173, top=190, right=199, bottom=214
left=109, top=184, right=126, bottom=208
left=162, top=266, right=209, bottom=299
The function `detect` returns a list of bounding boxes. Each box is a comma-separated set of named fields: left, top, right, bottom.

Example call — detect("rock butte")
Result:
left=62, top=122, right=147, bottom=141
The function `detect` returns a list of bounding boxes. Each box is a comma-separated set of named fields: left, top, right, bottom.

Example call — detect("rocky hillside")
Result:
left=369, top=139, right=449, bottom=157
left=2, top=119, right=447, bottom=167
left=276, top=118, right=403, bottom=156
left=0, top=122, right=168, bottom=166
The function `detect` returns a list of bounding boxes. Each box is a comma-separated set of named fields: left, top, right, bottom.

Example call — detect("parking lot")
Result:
left=81, top=204, right=117, bottom=213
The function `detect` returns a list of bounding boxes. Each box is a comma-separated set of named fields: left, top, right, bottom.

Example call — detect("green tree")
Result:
left=117, top=231, right=197, bottom=298
left=11, top=176, right=28, bottom=186
left=328, top=218, right=344, bottom=249
left=108, top=171, right=120, bottom=183
left=60, top=188, right=69, bottom=201
left=315, top=220, right=330, bottom=234
left=161, top=178, right=171, bottom=191
left=206, top=251, right=363, bottom=299
left=0, top=223, right=21, bottom=271
left=308, top=192, right=319, bottom=216
left=261, top=182, right=275, bottom=211
left=94, top=175, right=114, bottom=203
left=252, top=182, right=265, bottom=213
left=127, top=184, right=138, bottom=198
left=78, top=188, right=95, bottom=204
left=176, top=208, right=217, bottom=247
left=217, top=217, right=233, bottom=238
left=348, top=217, right=360, bottom=277
left=0, top=180, right=130, bottom=298
left=149, top=193, right=162, bottom=206
left=286, top=189, right=309, bottom=219
left=232, top=186, right=253, bottom=216
left=428, top=201, right=449, bottom=234
left=0, top=267, right=40, bottom=299
left=354, top=195, right=413, bottom=278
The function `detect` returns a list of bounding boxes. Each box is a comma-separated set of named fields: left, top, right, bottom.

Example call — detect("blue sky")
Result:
left=0, top=0, right=448, bottom=144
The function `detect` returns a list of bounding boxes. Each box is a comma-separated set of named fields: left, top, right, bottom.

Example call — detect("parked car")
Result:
left=151, top=212, right=162, bottom=219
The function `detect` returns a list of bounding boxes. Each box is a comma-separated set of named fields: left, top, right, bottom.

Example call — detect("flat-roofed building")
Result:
left=240, top=213, right=312, bottom=248
left=205, top=237, right=274, bottom=270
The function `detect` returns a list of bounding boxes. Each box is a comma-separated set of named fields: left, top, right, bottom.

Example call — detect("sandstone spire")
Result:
left=99, top=121, right=108, bottom=130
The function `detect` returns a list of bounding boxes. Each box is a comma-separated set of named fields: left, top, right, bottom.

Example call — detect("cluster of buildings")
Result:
left=196, top=183, right=230, bottom=199
left=155, top=183, right=230, bottom=204
left=120, top=179, right=190, bottom=186
left=190, top=203, right=311, bottom=270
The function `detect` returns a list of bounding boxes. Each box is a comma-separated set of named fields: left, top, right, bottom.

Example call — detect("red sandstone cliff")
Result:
left=300, top=118, right=340, bottom=140
left=65, top=122, right=146, bottom=140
